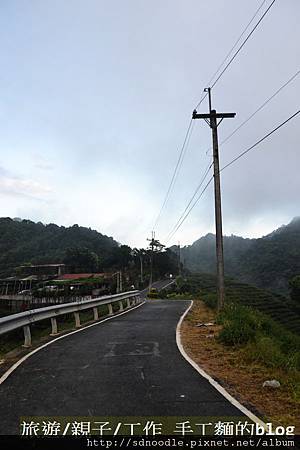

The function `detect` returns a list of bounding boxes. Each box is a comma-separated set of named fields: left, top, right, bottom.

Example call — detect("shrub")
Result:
left=217, top=304, right=261, bottom=346
left=201, top=292, right=218, bottom=309
left=285, top=351, right=300, bottom=371
left=218, top=320, right=256, bottom=346
left=242, top=336, right=286, bottom=368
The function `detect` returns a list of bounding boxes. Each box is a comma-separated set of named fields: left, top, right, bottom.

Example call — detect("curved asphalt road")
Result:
left=0, top=299, right=245, bottom=435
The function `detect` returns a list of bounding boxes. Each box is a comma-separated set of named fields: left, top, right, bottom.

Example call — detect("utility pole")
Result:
left=116, top=272, right=119, bottom=293
left=119, top=271, right=122, bottom=292
left=147, top=231, right=155, bottom=291
left=147, top=232, right=165, bottom=291
left=192, top=88, right=236, bottom=310
left=178, top=241, right=181, bottom=276
left=139, top=253, right=144, bottom=284
left=113, top=271, right=121, bottom=293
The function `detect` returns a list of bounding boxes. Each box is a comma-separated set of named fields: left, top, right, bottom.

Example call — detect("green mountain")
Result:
left=0, top=217, right=120, bottom=277
left=179, top=217, right=300, bottom=294
left=0, top=218, right=179, bottom=281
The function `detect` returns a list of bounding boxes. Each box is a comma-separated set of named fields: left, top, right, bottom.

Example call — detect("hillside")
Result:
left=0, top=217, right=179, bottom=281
left=0, top=218, right=120, bottom=277
left=176, top=273, right=300, bottom=334
left=179, top=217, right=300, bottom=294
left=180, top=233, right=253, bottom=274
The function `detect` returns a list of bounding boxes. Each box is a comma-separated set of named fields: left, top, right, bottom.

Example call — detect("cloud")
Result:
left=32, top=153, right=54, bottom=171
left=35, top=162, right=54, bottom=171
left=0, top=165, right=52, bottom=200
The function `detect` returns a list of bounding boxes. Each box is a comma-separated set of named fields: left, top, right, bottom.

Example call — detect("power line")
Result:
left=165, top=175, right=214, bottom=245
left=153, top=118, right=194, bottom=230
left=205, top=68, right=300, bottom=155
left=155, top=0, right=276, bottom=233
left=219, top=69, right=300, bottom=147
left=166, top=109, right=300, bottom=244
left=221, top=109, right=300, bottom=172
left=195, top=0, right=276, bottom=110
left=211, top=0, right=276, bottom=89
left=165, top=160, right=213, bottom=243
left=207, top=0, right=269, bottom=89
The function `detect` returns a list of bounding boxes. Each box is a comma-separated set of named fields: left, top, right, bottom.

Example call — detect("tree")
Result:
left=116, top=245, right=133, bottom=269
left=289, top=275, right=300, bottom=303
left=63, top=247, right=99, bottom=273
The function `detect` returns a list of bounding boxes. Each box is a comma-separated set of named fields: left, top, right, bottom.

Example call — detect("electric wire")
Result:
left=220, top=109, right=300, bottom=172
left=153, top=118, right=194, bottom=230
left=166, top=109, right=300, bottom=244
left=154, top=0, right=276, bottom=234
left=205, top=68, right=300, bottom=155
left=195, top=0, right=276, bottom=110
left=155, top=0, right=277, bottom=240
left=165, top=160, right=213, bottom=243
left=207, top=0, right=269, bottom=89
left=220, top=69, right=300, bottom=148
left=165, top=175, right=214, bottom=244
left=210, top=0, right=276, bottom=90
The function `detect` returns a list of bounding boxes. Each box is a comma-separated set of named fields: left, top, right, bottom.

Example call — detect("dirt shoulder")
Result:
left=180, top=300, right=300, bottom=433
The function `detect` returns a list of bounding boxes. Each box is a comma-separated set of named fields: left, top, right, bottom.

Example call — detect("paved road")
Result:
left=0, top=299, right=245, bottom=435
left=139, top=279, right=175, bottom=297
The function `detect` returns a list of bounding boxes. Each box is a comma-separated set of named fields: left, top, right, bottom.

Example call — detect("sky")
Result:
left=0, top=0, right=299, bottom=248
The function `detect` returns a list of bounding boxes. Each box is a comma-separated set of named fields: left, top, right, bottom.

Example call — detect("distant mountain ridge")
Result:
left=179, top=218, right=300, bottom=294
left=0, top=217, right=120, bottom=277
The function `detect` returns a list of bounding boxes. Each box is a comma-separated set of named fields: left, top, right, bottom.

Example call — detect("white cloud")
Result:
left=0, top=166, right=52, bottom=200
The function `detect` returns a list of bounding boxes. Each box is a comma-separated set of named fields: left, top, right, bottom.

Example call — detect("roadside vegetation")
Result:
left=177, top=274, right=300, bottom=431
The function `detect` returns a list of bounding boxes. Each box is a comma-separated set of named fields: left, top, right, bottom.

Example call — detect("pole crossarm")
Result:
left=193, top=110, right=236, bottom=120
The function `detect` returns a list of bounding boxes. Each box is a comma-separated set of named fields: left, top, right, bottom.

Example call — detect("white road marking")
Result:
left=176, top=300, right=268, bottom=430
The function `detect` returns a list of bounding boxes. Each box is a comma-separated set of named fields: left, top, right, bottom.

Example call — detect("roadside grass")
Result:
left=181, top=299, right=300, bottom=431
left=216, top=303, right=300, bottom=400
left=175, top=273, right=300, bottom=334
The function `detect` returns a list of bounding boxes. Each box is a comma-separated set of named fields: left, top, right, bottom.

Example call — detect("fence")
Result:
left=0, top=290, right=141, bottom=348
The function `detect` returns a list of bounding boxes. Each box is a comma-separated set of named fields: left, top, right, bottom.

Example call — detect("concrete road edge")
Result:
left=176, top=299, right=268, bottom=430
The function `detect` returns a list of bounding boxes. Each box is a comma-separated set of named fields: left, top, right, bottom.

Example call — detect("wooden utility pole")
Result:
left=147, top=231, right=155, bottom=291
left=116, top=272, right=119, bottom=293
left=139, top=253, right=144, bottom=284
left=178, top=241, right=181, bottom=276
left=147, top=232, right=165, bottom=291
left=113, top=271, right=122, bottom=293
left=192, top=88, right=236, bottom=310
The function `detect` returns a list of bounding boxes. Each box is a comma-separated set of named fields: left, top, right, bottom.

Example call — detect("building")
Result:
left=16, top=264, right=66, bottom=279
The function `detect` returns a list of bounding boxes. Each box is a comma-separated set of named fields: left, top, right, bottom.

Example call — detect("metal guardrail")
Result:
left=0, top=290, right=141, bottom=348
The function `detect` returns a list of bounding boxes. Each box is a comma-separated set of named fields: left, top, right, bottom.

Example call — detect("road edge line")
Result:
left=0, top=301, right=146, bottom=386
left=176, top=300, right=268, bottom=430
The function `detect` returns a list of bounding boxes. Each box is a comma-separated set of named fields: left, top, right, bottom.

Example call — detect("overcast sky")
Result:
left=0, top=0, right=299, bottom=248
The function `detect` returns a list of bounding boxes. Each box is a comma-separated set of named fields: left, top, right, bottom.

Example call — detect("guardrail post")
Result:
left=74, top=312, right=81, bottom=328
left=93, top=307, right=99, bottom=321
left=23, top=325, right=32, bottom=347
left=118, top=301, right=124, bottom=312
left=126, top=298, right=130, bottom=308
left=50, top=317, right=58, bottom=335
left=108, top=304, right=113, bottom=316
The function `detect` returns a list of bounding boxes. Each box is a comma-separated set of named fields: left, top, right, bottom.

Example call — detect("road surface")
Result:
left=0, top=299, right=246, bottom=435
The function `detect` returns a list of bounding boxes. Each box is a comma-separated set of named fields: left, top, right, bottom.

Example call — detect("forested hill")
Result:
left=0, top=218, right=121, bottom=277
left=180, top=217, right=300, bottom=294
